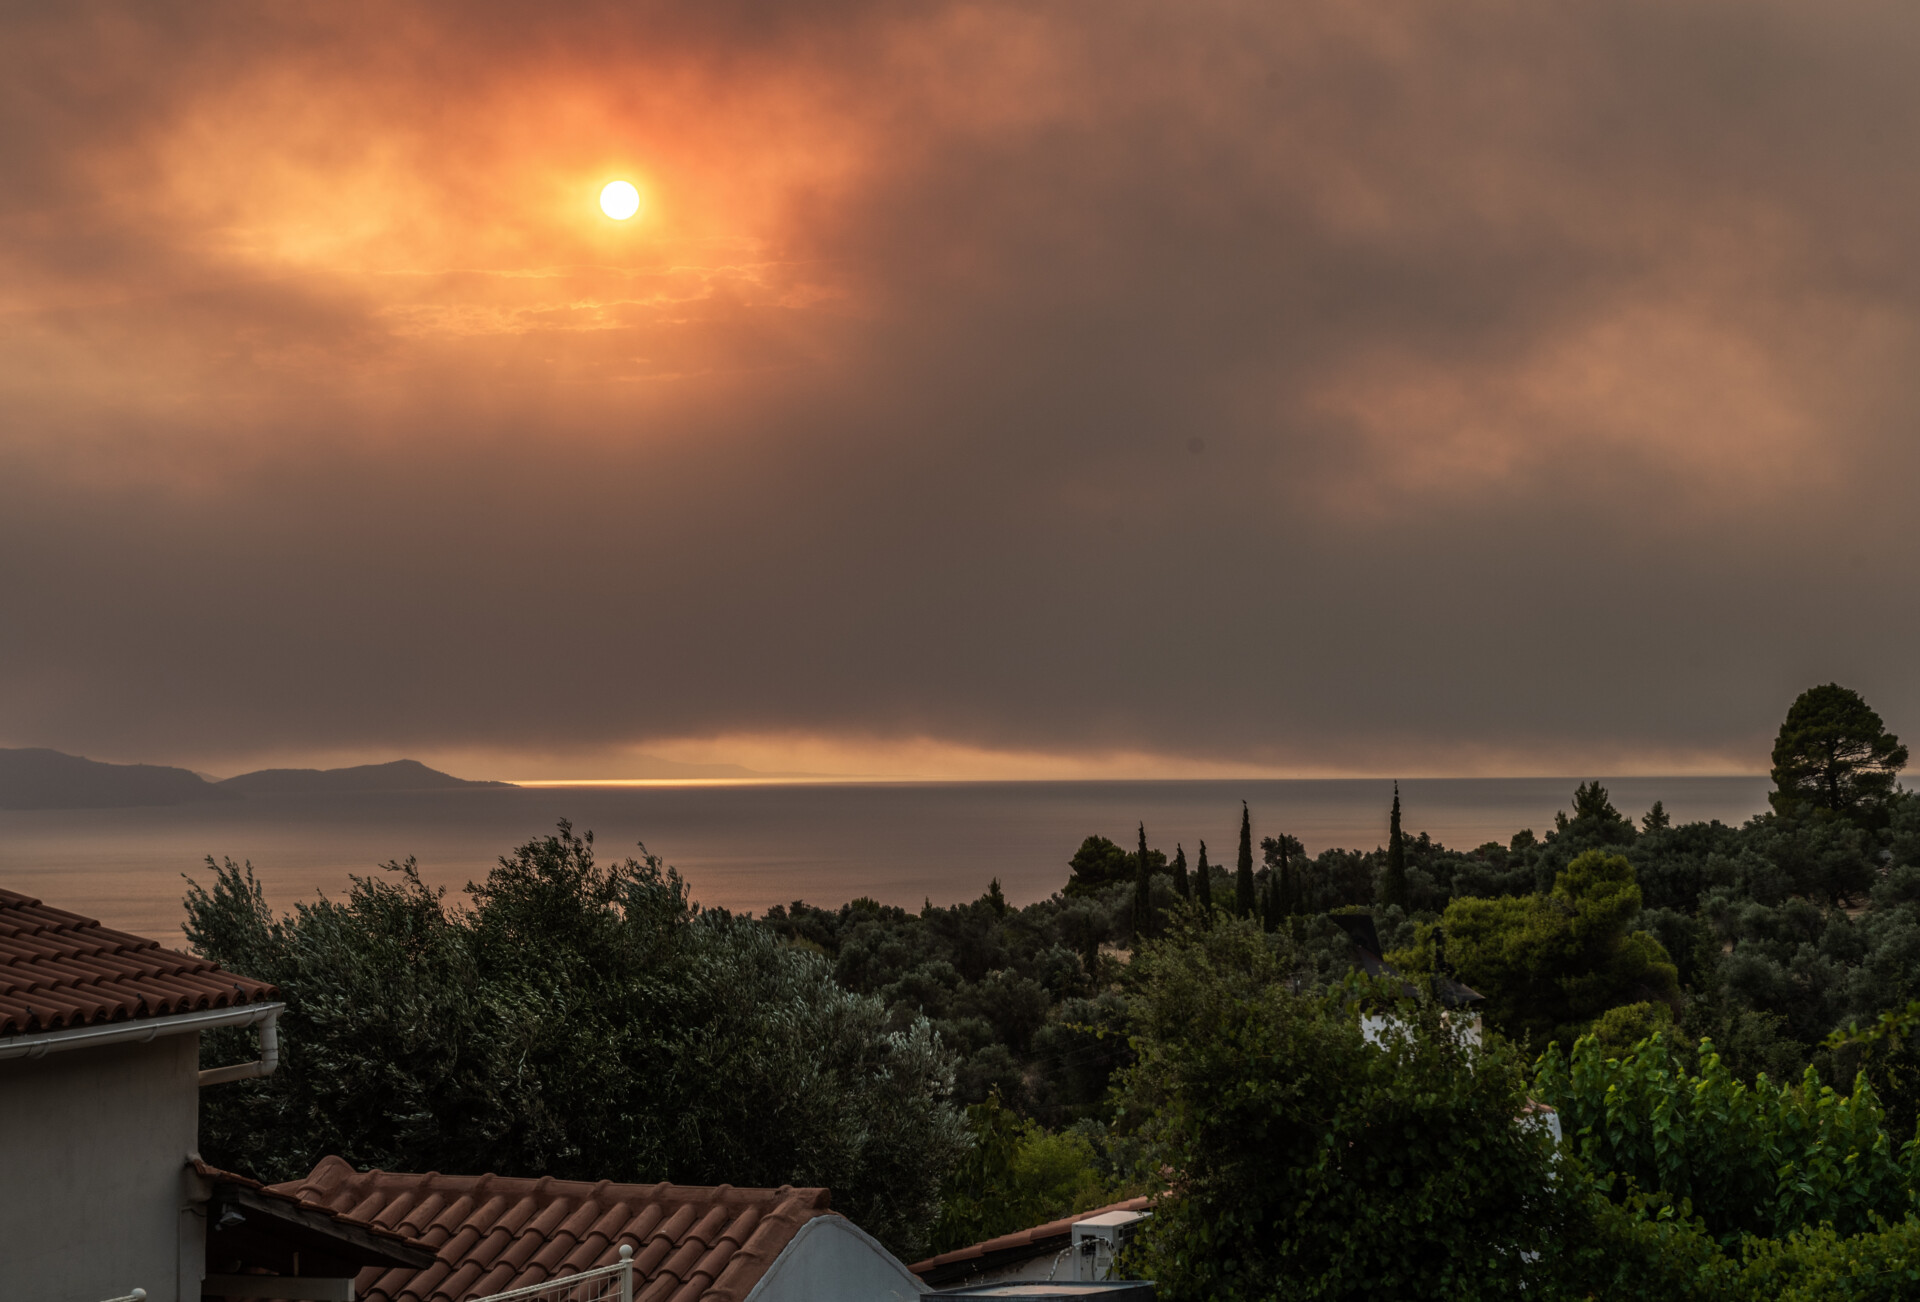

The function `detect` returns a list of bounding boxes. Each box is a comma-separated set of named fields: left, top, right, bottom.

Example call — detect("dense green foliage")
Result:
left=181, top=681, right=1920, bottom=1294
left=1118, top=915, right=1568, bottom=1300
left=1435, top=851, right=1681, bottom=1048
left=188, top=824, right=967, bottom=1259
left=762, top=881, right=1142, bottom=1127
left=930, top=1092, right=1135, bottom=1254
left=1538, top=1032, right=1917, bottom=1241
left=1566, top=1194, right=1920, bottom=1302
left=1115, top=920, right=1920, bottom=1302
left=1535, top=1028, right=1920, bottom=1301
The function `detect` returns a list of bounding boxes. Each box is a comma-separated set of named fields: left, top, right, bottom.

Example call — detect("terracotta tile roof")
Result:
left=272, top=1155, right=837, bottom=1302
left=192, top=1158, right=438, bottom=1269
left=0, top=888, right=277, bottom=1036
left=909, top=1197, right=1153, bottom=1288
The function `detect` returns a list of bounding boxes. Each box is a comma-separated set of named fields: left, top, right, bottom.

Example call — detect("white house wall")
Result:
left=0, top=1033, right=202, bottom=1302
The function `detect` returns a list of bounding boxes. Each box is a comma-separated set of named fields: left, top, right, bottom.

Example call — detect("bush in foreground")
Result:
left=1116, top=913, right=1568, bottom=1300
left=187, top=823, right=968, bottom=1260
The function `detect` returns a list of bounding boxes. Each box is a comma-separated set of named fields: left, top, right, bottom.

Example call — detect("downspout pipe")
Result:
left=196, top=1007, right=281, bottom=1086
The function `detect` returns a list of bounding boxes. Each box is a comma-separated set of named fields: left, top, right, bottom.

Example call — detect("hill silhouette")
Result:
left=217, top=759, right=511, bottom=794
left=0, top=749, right=509, bottom=808
left=0, top=748, right=235, bottom=810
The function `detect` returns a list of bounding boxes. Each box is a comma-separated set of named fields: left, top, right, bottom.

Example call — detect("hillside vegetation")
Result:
left=188, top=683, right=1920, bottom=1297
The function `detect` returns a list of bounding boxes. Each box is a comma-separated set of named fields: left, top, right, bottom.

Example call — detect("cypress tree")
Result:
left=1135, top=822, right=1154, bottom=941
left=1172, top=843, right=1191, bottom=901
left=1383, top=781, right=1408, bottom=909
left=1235, top=802, right=1256, bottom=917
left=1196, top=841, right=1214, bottom=918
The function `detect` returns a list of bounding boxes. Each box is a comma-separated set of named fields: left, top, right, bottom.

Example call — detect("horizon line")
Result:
left=503, top=771, right=1773, bottom=787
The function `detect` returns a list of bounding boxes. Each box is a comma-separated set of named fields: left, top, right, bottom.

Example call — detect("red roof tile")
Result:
left=0, top=888, right=277, bottom=1036
left=192, top=1158, right=436, bottom=1268
left=909, top=1196, right=1153, bottom=1285
left=272, top=1156, right=837, bottom=1302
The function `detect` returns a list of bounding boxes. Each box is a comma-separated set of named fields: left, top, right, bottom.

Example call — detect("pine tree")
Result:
left=1196, top=841, right=1214, bottom=918
left=1277, top=834, right=1295, bottom=918
left=1235, top=802, right=1256, bottom=917
left=1172, top=844, right=1190, bottom=901
left=1383, top=781, right=1408, bottom=910
left=1769, top=683, right=1909, bottom=823
left=1135, top=822, right=1154, bottom=941
left=1261, top=870, right=1280, bottom=932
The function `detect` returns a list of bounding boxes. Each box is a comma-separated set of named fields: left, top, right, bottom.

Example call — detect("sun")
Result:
left=599, top=180, right=641, bottom=221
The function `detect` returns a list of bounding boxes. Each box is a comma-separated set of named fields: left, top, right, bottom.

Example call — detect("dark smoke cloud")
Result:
left=4, top=1, right=1920, bottom=775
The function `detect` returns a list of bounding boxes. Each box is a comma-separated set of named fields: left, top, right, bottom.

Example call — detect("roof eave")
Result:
left=0, top=1000, right=284, bottom=1062
left=215, top=1184, right=440, bottom=1271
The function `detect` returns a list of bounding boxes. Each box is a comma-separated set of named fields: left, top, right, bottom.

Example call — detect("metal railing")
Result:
left=467, top=1245, right=634, bottom=1302
left=98, top=1292, right=147, bottom=1302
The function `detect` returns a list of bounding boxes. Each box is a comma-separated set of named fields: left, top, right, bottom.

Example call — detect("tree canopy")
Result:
left=1770, top=683, right=1907, bottom=823
left=1067, top=834, right=1133, bottom=895
left=1536, top=1031, right=1915, bottom=1244
left=188, top=824, right=967, bottom=1259
left=176, top=682, right=1920, bottom=1296
left=1437, top=851, right=1681, bottom=1048
left=1118, top=915, right=1568, bottom=1300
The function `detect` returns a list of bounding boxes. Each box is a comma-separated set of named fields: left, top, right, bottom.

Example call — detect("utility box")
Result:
left=1069, top=1210, right=1150, bottom=1282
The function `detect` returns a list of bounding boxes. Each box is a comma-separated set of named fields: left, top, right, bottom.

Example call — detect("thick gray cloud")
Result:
left=3, top=1, right=1919, bottom=776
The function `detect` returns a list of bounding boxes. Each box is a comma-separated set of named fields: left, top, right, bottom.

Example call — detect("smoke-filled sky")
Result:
left=5, top=1, right=1919, bottom=780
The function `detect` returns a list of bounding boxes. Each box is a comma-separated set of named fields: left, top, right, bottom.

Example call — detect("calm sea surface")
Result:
left=0, top=777, right=1771, bottom=944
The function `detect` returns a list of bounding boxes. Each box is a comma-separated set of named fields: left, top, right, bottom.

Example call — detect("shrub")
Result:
left=1536, top=1031, right=1915, bottom=1242
left=188, top=825, right=968, bottom=1259
left=1116, top=915, right=1567, bottom=1301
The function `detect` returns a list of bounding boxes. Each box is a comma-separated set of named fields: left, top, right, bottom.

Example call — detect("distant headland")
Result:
left=0, top=748, right=511, bottom=810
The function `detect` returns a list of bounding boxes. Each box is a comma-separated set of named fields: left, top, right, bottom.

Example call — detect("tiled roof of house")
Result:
left=909, top=1196, right=1154, bottom=1287
left=272, top=1156, right=837, bottom=1302
left=0, top=888, right=277, bottom=1036
left=193, top=1158, right=438, bottom=1270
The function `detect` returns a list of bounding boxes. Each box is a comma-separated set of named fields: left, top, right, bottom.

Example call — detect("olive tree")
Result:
left=186, top=823, right=967, bottom=1259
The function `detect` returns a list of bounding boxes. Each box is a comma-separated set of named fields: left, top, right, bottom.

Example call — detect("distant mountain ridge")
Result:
left=0, top=749, right=510, bottom=810
left=0, top=748, right=237, bottom=810
left=218, top=759, right=511, bottom=795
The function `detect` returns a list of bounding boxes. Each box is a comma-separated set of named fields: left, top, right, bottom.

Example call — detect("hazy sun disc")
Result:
left=600, top=181, right=641, bottom=220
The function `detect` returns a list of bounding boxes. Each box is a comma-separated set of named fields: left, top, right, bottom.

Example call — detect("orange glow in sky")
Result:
left=6, top=2, right=1920, bottom=779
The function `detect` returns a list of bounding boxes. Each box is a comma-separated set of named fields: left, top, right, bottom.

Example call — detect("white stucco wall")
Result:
left=0, top=1033, right=201, bottom=1302
left=744, top=1215, right=927, bottom=1302
left=1361, top=1012, right=1481, bottom=1049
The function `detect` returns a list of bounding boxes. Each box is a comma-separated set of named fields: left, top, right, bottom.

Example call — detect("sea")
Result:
left=0, top=777, right=1773, bottom=944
